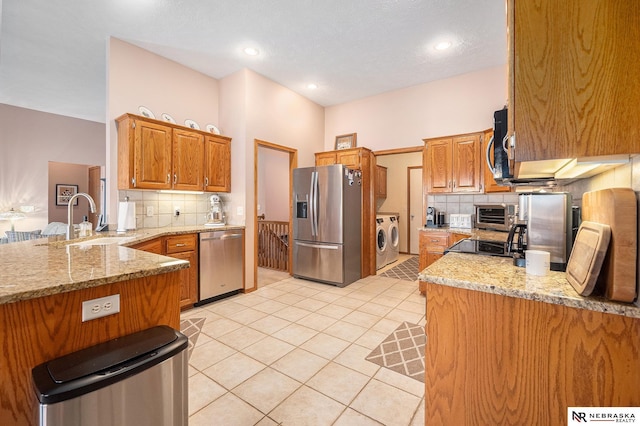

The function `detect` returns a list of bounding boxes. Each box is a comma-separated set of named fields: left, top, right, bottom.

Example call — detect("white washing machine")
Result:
left=375, top=216, right=388, bottom=270
left=386, top=214, right=400, bottom=265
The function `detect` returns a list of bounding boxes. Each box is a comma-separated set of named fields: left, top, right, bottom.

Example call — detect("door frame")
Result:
left=253, top=139, right=298, bottom=289
left=407, top=165, right=422, bottom=255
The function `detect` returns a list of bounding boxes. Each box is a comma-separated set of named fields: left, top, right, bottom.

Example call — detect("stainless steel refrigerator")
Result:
left=293, top=164, right=362, bottom=287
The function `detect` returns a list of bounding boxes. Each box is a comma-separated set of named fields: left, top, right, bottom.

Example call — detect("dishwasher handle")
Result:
left=200, top=233, right=243, bottom=242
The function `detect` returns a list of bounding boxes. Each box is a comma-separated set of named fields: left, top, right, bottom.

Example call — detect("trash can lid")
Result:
left=46, top=325, right=178, bottom=383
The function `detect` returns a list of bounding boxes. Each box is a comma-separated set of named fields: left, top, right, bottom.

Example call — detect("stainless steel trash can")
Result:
left=33, top=325, right=188, bottom=426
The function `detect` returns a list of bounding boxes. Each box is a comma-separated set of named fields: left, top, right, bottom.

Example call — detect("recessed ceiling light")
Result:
left=243, top=47, right=260, bottom=56
left=434, top=41, right=452, bottom=51
left=307, top=83, right=318, bottom=90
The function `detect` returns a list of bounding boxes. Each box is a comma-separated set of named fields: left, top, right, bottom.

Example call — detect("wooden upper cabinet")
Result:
left=204, top=134, right=232, bottom=192
left=424, top=133, right=481, bottom=194
left=117, top=113, right=232, bottom=192
left=509, top=0, right=640, bottom=162
left=315, top=152, right=337, bottom=166
left=336, top=148, right=362, bottom=169
left=482, top=129, right=511, bottom=193
left=173, top=129, right=204, bottom=191
left=117, top=116, right=173, bottom=190
left=451, top=134, right=481, bottom=192
left=424, top=138, right=453, bottom=193
left=375, top=165, right=387, bottom=199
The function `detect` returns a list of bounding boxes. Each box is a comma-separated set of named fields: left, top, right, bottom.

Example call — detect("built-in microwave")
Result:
left=474, top=204, right=517, bottom=232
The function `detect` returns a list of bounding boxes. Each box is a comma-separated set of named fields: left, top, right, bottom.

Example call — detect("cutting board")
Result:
left=582, top=188, right=638, bottom=302
left=566, top=221, right=611, bottom=296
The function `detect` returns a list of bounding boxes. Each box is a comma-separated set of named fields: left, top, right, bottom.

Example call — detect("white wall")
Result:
left=257, top=148, right=290, bottom=221
left=0, top=104, right=104, bottom=234
left=325, top=65, right=507, bottom=151
left=106, top=38, right=220, bottom=225
left=220, top=69, right=325, bottom=290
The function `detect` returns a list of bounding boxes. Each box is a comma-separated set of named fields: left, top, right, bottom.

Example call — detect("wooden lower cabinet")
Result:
left=419, top=230, right=467, bottom=294
left=0, top=272, right=181, bottom=425
left=131, top=234, right=198, bottom=309
left=425, top=282, right=640, bottom=425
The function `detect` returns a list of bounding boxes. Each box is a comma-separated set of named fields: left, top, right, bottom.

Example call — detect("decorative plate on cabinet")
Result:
left=206, top=124, right=221, bottom=135
left=184, top=119, right=200, bottom=130
left=161, top=113, right=176, bottom=124
left=138, top=106, right=155, bottom=119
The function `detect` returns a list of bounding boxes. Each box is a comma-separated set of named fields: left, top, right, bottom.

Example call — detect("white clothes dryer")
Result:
left=375, top=216, right=388, bottom=270
left=386, top=214, right=400, bottom=265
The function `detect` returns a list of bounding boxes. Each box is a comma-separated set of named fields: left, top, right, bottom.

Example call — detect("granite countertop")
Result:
left=0, top=224, right=245, bottom=305
left=419, top=252, right=640, bottom=319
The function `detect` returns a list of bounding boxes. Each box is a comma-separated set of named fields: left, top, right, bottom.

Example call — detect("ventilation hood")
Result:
left=507, top=154, right=631, bottom=187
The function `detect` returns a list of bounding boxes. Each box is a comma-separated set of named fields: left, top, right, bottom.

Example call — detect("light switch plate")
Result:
left=82, top=294, right=120, bottom=322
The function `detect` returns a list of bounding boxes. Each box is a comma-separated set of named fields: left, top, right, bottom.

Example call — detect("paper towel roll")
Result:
left=116, top=201, right=136, bottom=232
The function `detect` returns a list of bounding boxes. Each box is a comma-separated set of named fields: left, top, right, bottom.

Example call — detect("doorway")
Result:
left=254, top=139, right=298, bottom=288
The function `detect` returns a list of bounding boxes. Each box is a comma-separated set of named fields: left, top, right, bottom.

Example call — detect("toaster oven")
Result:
left=474, top=204, right=517, bottom=231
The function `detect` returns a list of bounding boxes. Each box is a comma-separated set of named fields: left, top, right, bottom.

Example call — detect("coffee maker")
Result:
left=508, top=192, right=573, bottom=271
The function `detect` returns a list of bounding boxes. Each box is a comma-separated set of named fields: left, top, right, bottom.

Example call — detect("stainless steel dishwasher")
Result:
left=198, top=229, right=244, bottom=305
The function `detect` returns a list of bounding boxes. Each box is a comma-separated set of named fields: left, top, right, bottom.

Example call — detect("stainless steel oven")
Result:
left=474, top=204, right=517, bottom=231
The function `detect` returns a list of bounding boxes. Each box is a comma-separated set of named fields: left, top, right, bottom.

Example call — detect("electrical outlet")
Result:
left=174, top=206, right=181, bottom=216
left=146, top=206, right=154, bottom=217
left=82, top=294, right=120, bottom=322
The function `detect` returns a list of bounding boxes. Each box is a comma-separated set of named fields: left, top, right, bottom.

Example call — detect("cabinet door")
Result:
left=375, top=165, right=387, bottom=199
left=425, top=139, right=452, bottom=193
left=452, top=134, right=481, bottom=193
left=172, top=129, right=204, bottom=191
left=129, top=237, right=162, bottom=254
left=134, top=120, right=173, bottom=189
left=336, top=148, right=362, bottom=169
left=510, top=0, right=640, bottom=161
left=315, top=152, right=337, bottom=166
left=170, top=250, right=198, bottom=309
left=204, top=135, right=232, bottom=192
left=482, top=130, right=511, bottom=193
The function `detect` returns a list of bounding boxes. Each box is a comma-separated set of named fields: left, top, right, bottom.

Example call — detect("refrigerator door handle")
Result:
left=310, top=171, right=318, bottom=237
left=295, top=241, right=339, bottom=250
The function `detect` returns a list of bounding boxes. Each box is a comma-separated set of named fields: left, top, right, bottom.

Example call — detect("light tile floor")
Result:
left=182, top=268, right=425, bottom=426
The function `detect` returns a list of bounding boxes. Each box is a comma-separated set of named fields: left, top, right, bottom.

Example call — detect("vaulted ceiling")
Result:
left=0, top=0, right=506, bottom=123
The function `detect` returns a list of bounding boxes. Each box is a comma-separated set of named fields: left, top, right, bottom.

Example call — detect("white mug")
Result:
left=525, top=250, right=550, bottom=276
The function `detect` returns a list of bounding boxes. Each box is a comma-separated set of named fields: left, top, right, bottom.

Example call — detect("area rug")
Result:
left=380, top=256, right=420, bottom=282
left=365, top=321, right=425, bottom=383
left=180, top=317, right=205, bottom=359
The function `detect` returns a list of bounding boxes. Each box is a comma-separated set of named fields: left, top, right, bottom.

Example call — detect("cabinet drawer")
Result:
left=423, top=232, right=449, bottom=248
left=130, top=237, right=163, bottom=254
left=165, top=234, right=197, bottom=253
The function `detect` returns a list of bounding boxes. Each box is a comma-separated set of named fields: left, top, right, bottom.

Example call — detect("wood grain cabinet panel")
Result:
left=116, top=113, right=231, bottom=192
left=424, top=133, right=481, bottom=194
left=314, top=151, right=337, bottom=166
left=375, top=165, right=387, bottom=199
left=336, top=148, right=362, bottom=169
left=172, top=129, right=204, bottom=191
left=204, top=134, right=232, bottom=192
left=425, top=283, right=640, bottom=425
left=509, top=0, right=640, bottom=161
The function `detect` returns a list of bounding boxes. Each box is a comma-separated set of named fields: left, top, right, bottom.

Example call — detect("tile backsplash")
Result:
left=426, top=193, right=519, bottom=224
left=117, top=191, right=238, bottom=229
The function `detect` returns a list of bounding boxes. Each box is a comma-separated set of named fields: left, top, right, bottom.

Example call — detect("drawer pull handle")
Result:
left=175, top=243, right=186, bottom=247
left=430, top=239, right=440, bottom=243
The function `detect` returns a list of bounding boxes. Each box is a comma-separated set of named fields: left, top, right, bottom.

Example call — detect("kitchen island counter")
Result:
left=419, top=252, right=640, bottom=318
left=420, top=253, right=640, bottom=425
left=0, top=224, right=244, bottom=305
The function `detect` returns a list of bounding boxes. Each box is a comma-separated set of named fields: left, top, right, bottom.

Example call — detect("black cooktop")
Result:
left=445, top=239, right=512, bottom=258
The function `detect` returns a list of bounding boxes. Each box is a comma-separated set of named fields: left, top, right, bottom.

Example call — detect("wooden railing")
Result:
left=257, top=220, right=289, bottom=272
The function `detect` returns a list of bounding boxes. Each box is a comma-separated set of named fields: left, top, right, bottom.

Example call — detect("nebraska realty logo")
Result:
left=568, top=407, right=639, bottom=424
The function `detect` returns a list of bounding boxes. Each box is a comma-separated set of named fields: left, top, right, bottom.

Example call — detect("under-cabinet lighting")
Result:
left=158, top=190, right=205, bottom=195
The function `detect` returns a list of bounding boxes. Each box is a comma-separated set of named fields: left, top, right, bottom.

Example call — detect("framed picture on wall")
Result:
left=335, top=133, right=357, bottom=150
left=56, top=184, right=79, bottom=206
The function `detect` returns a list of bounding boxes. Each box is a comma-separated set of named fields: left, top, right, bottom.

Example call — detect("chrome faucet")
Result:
left=66, top=193, right=97, bottom=240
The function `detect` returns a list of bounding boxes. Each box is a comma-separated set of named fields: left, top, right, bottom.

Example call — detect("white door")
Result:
left=408, top=167, right=422, bottom=254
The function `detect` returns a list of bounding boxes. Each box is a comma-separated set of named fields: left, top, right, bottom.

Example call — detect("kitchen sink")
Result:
left=69, top=236, right=137, bottom=247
